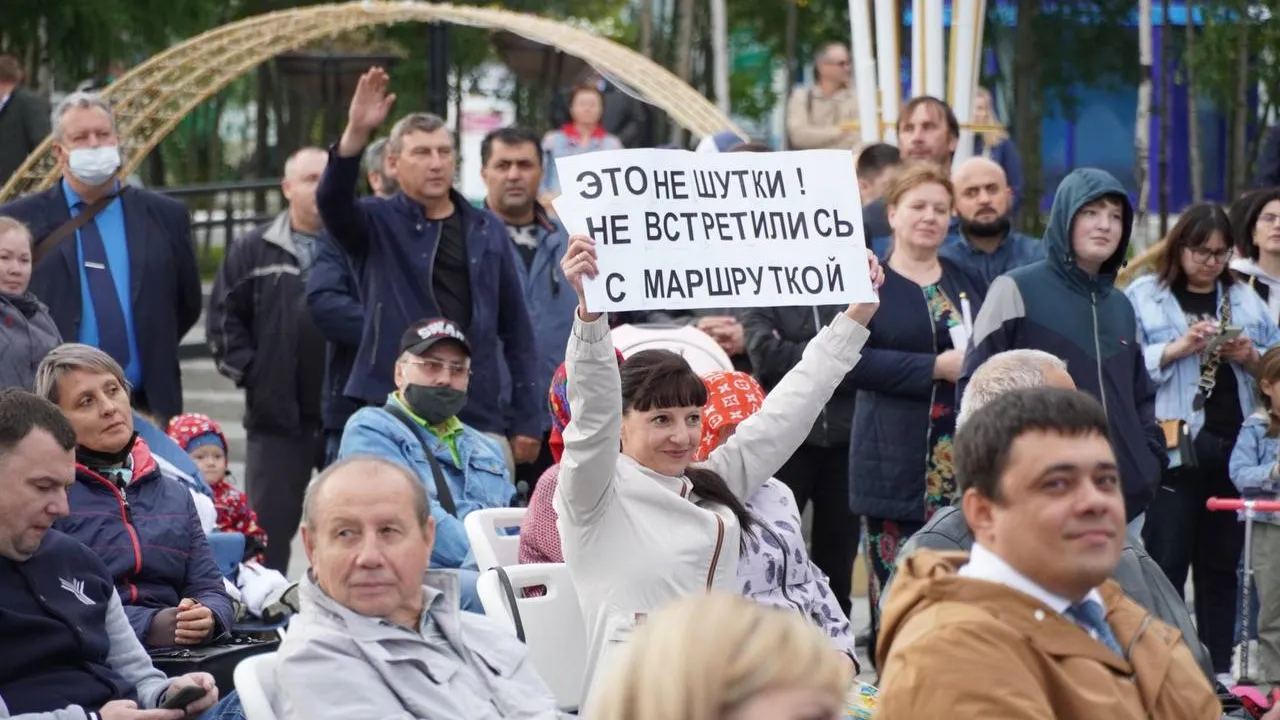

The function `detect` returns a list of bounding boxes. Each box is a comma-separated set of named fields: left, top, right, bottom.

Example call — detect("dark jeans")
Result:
left=246, top=429, right=324, bottom=573
left=514, top=432, right=555, bottom=496
left=323, top=429, right=343, bottom=469
left=1143, top=429, right=1244, bottom=673
left=775, top=443, right=862, bottom=618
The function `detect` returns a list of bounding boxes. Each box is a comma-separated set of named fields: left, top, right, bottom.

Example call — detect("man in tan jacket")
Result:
left=785, top=43, right=860, bottom=151
left=876, top=387, right=1222, bottom=719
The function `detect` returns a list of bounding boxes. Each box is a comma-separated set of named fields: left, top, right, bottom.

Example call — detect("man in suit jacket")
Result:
left=0, top=55, right=51, bottom=187
left=0, top=91, right=201, bottom=422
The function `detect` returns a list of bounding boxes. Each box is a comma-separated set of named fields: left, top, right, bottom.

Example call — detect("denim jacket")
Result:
left=1230, top=412, right=1280, bottom=525
left=339, top=395, right=515, bottom=569
left=1125, top=275, right=1280, bottom=464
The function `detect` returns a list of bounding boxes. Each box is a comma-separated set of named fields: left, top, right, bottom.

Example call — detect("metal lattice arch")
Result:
left=0, top=1, right=743, bottom=202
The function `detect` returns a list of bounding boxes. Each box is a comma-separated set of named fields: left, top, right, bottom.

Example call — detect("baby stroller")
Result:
left=1208, top=497, right=1280, bottom=718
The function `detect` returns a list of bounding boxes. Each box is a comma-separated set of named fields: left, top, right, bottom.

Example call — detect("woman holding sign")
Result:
left=845, top=164, right=987, bottom=594
left=557, top=233, right=881, bottom=698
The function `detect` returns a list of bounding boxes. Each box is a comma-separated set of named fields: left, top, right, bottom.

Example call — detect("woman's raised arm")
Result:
left=700, top=252, right=882, bottom=500
left=555, top=236, right=623, bottom=527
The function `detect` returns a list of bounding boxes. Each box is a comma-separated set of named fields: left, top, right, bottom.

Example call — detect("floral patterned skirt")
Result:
left=863, top=517, right=926, bottom=591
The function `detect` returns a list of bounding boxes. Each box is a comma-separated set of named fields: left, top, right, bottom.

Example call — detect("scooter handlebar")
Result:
left=1206, top=497, right=1280, bottom=512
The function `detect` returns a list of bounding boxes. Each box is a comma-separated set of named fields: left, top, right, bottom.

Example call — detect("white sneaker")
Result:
left=1217, top=672, right=1235, bottom=688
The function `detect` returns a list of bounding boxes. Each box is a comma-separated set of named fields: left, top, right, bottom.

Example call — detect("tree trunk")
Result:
left=1134, top=0, right=1153, bottom=250
left=639, top=0, right=654, bottom=59
left=1185, top=2, right=1203, bottom=203
left=669, top=0, right=697, bottom=145
left=1013, top=0, right=1043, bottom=233
left=1158, top=0, right=1170, bottom=237
left=1230, top=17, right=1250, bottom=199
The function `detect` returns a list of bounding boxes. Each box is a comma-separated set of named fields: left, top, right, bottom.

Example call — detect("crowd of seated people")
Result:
left=11, top=56, right=1280, bottom=720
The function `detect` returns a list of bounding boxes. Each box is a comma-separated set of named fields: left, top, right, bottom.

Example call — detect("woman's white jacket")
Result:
left=555, top=311, right=869, bottom=698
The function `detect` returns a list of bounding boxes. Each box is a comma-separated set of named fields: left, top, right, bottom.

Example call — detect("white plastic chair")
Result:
left=611, top=322, right=734, bottom=375
left=477, top=563, right=587, bottom=711
left=464, top=507, right=527, bottom=571
left=233, top=651, right=282, bottom=720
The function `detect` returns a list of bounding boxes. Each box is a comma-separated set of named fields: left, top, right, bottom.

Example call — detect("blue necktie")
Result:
left=1066, top=599, right=1126, bottom=659
left=78, top=200, right=131, bottom=368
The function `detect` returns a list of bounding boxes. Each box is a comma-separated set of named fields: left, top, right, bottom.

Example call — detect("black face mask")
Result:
left=77, top=431, right=139, bottom=469
left=402, top=385, right=468, bottom=426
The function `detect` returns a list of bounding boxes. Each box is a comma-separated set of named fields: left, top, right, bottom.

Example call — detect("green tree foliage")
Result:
left=2, top=0, right=232, bottom=86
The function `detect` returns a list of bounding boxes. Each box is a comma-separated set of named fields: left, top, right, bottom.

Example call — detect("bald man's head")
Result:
left=282, top=146, right=328, bottom=235
left=952, top=156, right=1013, bottom=239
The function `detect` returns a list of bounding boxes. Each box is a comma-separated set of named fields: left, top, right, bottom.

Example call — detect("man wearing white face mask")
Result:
left=0, top=91, right=201, bottom=425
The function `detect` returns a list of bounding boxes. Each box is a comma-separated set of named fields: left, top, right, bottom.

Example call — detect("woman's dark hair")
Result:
left=620, top=350, right=756, bottom=542
left=1155, top=202, right=1234, bottom=288
left=1232, top=188, right=1280, bottom=261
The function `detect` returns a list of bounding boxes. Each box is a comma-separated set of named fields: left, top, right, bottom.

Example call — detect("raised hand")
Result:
left=339, top=67, right=397, bottom=157
left=561, top=234, right=601, bottom=322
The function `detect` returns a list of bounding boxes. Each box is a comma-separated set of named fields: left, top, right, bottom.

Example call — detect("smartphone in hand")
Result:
left=161, top=684, right=208, bottom=710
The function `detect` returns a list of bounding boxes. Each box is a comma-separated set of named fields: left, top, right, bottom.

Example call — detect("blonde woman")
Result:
left=588, top=593, right=852, bottom=720
left=971, top=87, right=1024, bottom=212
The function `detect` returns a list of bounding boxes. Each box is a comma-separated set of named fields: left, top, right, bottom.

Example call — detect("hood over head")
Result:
left=1042, top=168, right=1134, bottom=290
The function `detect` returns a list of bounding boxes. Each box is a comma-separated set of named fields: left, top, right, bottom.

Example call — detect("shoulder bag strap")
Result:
left=493, top=566, right=526, bottom=642
left=383, top=404, right=458, bottom=517
left=34, top=189, right=123, bottom=266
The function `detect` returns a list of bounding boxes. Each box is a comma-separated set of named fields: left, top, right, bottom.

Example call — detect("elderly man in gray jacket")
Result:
left=881, top=349, right=1215, bottom=681
left=277, top=455, right=563, bottom=719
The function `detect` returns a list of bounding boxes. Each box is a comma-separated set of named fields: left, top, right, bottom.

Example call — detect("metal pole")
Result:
left=427, top=22, right=450, bottom=117
left=709, top=0, right=730, bottom=115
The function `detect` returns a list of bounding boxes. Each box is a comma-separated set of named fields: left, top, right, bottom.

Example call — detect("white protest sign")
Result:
left=551, top=149, right=872, bottom=312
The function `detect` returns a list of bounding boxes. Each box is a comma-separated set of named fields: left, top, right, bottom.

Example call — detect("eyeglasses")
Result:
left=402, top=357, right=471, bottom=377
left=1258, top=213, right=1280, bottom=228
left=1187, top=246, right=1233, bottom=264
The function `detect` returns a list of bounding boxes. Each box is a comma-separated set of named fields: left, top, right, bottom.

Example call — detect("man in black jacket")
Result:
left=206, top=146, right=329, bottom=572
left=0, top=55, right=50, bottom=187
left=0, top=389, right=222, bottom=718
left=742, top=304, right=860, bottom=617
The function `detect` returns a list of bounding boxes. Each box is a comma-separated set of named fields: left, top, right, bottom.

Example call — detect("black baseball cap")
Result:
left=399, top=318, right=471, bottom=357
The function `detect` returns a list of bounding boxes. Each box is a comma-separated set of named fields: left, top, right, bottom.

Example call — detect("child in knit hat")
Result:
left=168, top=413, right=296, bottom=621
left=167, top=413, right=268, bottom=557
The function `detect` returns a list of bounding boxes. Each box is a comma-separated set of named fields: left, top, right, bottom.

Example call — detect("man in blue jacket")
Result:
left=960, top=169, right=1167, bottom=527
left=340, top=318, right=514, bottom=612
left=940, top=157, right=1042, bottom=284
left=479, top=126, right=577, bottom=487
left=316, top=67, right=541, bottom=468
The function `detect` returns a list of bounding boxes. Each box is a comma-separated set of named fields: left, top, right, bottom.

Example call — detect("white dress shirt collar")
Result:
left=958, top=542, right=1104, bottom=615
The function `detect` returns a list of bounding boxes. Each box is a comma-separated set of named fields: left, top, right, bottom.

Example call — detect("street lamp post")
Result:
left=427, top=22, right=450, bottom=117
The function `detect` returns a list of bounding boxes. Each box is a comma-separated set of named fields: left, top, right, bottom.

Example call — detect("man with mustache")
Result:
left=941, top=156, right=1042, bottom=283
left=478, top=127, right=575, bottom=488
left=876, top=388, right=1221, bottom=718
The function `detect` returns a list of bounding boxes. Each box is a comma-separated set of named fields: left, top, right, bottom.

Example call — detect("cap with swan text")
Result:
left=399, top=318, right=471, bottom=357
